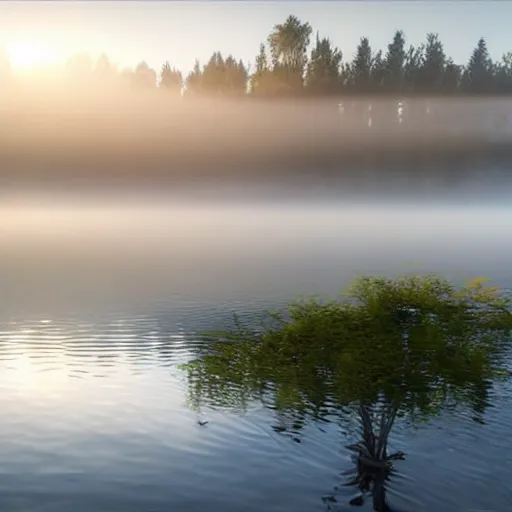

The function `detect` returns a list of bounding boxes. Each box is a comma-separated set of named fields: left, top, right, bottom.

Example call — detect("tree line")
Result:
left=2, top=14, right=511, bottom=98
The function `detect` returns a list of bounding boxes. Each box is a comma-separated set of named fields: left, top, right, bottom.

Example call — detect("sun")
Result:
left=6, top=40, right=59, bottom=70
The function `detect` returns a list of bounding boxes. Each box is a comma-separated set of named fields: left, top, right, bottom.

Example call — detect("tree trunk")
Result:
left=372, top=478, right=391, bottom=512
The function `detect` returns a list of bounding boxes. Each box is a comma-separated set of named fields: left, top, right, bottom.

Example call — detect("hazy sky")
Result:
left=1, top=1, right=510, bottom=76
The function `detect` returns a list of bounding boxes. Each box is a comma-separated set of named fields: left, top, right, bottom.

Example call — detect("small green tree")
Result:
left=182, top=274, right=511, bottom=511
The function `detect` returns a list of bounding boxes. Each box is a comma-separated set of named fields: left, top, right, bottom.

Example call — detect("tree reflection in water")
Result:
left=181, top=275, right=512, bottom=511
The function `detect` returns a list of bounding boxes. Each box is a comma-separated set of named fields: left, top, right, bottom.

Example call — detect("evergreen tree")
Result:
left=223, top=56, right=248, bottom=95
left=250, top=43, right=273, bottom=95
left=306, top=33, right=342, bottom=94
left=403, top=44, right=425, bottom=94
left=201, top=52, right=226, bottom=94
left=384, top=30, right=406, bottom=93
left=160, top=61, right=183, bottom=95
left=371, top=50, right=387, bottom=93
left=492, top=52, right=512, bottom=95
left=185, top=60, right=203, bottom=96
left=441, top=58, right=462, bottom=94
left=351, top=37, right=373, bottom=94
left=184, top=53, right=247, bottom=96
left=462, top=37, right=493, bottom=94
left=419, top=33, right=446, bottom=94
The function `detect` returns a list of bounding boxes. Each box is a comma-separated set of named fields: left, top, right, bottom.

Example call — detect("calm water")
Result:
left=1, top=194, right=511, bottom=511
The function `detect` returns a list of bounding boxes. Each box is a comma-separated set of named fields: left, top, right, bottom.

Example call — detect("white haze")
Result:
left=1, top=195, right=511, bottom=319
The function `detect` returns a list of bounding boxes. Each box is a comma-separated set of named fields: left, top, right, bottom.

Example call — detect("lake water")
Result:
left=1, top=191, right=511, bottom=511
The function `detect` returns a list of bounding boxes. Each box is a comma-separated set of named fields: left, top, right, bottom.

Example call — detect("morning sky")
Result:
left=1, top=1, right=510, bottom=76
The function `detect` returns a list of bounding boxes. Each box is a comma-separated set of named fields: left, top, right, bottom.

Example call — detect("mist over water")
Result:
left=1, top=185, right=512, bottom=512
left=4, top=93, right=512, bottom=188
left=2, top=187, right=511, bottom=317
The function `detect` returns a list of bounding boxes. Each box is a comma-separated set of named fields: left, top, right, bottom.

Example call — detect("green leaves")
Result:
left=183, top=274, right=512, bottom=428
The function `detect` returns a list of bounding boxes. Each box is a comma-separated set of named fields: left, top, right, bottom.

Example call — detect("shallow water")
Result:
left=1, top=194, right=511, bottom=511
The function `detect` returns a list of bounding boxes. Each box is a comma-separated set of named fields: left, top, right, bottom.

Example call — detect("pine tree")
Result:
left=419, top=33, right=446, bottom=94
left=384, top=30, right=406, bottom=93
left=306, top=33, right=342, bottom=94
left=250, top=43, right=271, bottom=95
left=160, top=61, right=183, bottom=95
left=462, top=37, right=493, bottom=94
left=351, top=37, right=373, bottom=94
left=185, top=60, right=203, bottom=96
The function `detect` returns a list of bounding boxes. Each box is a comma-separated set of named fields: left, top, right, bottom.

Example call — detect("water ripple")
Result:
left=0, top=314, right=511, bottom=511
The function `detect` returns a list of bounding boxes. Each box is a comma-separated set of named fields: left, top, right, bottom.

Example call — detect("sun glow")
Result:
left=6, top=40, right=60, bottom=69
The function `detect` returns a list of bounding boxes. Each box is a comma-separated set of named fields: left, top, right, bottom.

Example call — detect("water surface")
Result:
left=1, top=194, right=511, bottom=511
